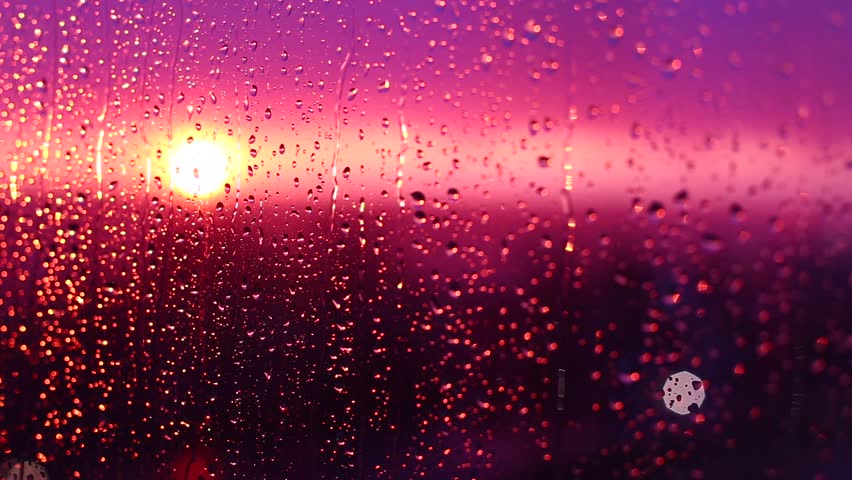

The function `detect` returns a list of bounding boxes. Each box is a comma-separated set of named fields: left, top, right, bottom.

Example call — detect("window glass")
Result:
left=1, top=1, right=850, bottom=478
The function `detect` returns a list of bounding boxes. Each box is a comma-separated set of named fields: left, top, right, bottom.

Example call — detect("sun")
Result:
left=170, top=140, right=230, bottom=198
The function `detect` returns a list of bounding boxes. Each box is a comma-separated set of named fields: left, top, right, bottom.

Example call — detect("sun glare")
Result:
left=170, top=140, right=230, bottom=198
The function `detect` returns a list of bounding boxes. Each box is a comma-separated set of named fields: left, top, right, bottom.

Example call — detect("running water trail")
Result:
left=95, top=128, right=105, bottom=200
left=559, top=121, right=576, bottom=253
left=395, top=97, right=408, bottom=212
left=311, top=34, right=355, bottom=476
left=94, top=37, right=111, bottom=202
left=39, top=0, right=60, bottom=203
left=552, top=61, right=577, bottom=480
left=329, top=49, right=353, bottom=233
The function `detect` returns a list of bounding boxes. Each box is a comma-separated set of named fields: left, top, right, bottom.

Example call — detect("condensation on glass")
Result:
left=1, top=0, right=850, bottom=479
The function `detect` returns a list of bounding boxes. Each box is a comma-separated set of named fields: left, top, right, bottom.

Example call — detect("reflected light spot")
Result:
left=170, top=140, right=229, bottom=197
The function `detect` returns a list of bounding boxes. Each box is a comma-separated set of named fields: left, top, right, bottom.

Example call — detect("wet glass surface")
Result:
left=1, top=0, right=851, bottom=478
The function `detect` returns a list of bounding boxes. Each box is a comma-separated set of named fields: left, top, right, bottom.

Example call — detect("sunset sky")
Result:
left=1, top=1, right=851, bottom=479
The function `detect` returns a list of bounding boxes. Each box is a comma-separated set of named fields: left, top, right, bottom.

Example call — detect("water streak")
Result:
left=396, top=97, right=408, bottom=211
left=329, top=48, right=353, bottom=233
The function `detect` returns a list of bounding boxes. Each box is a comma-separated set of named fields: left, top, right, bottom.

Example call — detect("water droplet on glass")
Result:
left=730, top=203, right=746, bottom=222
left=411, top=191, right=426, bottom=206
left=585, top=209, right=598, bottom=223
left=529, top=120, right=541, bottom=136
left=647, top=201, right=666, bottom=219
left=673, top=189, right=689, bottom=207
left=701, top=233, right=724, bottom=252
